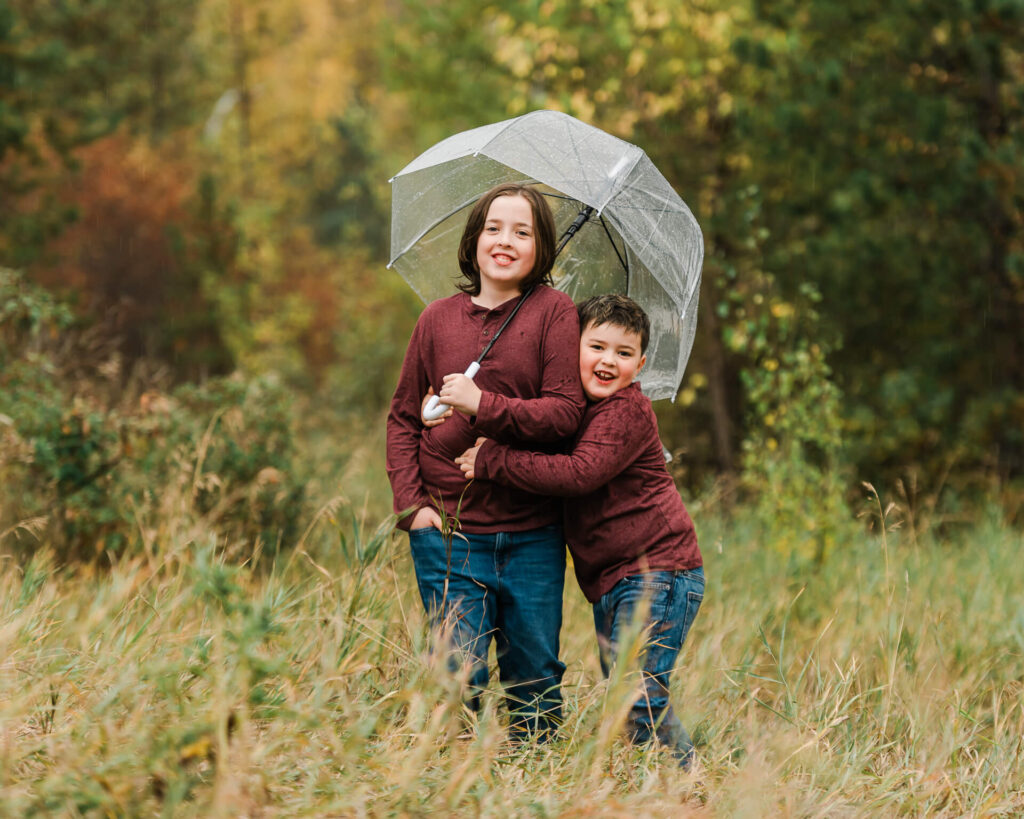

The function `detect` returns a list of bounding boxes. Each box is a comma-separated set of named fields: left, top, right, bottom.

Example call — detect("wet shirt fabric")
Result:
left=386, top=286, right=585, bottom=533
left=475, top=381, right=701, bottom=602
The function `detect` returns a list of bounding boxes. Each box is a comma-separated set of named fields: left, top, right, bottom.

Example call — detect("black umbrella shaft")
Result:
left=556, top=206, right=595, bottom=256
left=475, top=205, right=595, bottom=366
left=476, top=287, right=533, bottom=364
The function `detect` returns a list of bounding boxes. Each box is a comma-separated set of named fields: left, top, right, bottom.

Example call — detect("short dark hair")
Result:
left=456, top=183, right=557, bottom=296
left=577, top=294, right=650, bottom=353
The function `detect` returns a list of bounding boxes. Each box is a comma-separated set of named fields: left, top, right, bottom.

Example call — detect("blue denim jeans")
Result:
left=408, top=524, right=566, bottom=739
left=592, top=567, right=704, bottom=765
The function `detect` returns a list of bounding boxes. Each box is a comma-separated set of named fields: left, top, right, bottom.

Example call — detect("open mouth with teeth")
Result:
left=491, top=254, right=514, bottom=266
left=593, top=370, right=616, bottom=383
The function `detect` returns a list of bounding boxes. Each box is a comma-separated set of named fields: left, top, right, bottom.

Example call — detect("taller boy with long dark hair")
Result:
left=386, top=183, right=585, bottom=738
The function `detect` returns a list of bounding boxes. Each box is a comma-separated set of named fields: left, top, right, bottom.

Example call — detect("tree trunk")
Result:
left=699, top=276, right=736, bottom=474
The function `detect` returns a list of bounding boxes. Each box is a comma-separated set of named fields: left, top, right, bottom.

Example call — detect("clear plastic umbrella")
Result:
left=388, top=109, right=703, bottom=402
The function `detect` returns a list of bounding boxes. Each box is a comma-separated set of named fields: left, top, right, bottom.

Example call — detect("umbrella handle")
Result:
left=423, top=361, right=481, bottom=422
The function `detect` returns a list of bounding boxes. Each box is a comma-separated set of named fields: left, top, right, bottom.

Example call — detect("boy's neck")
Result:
left=472, top=283, right=524, bottom=310
left=586, top=382, right=633, bottom=402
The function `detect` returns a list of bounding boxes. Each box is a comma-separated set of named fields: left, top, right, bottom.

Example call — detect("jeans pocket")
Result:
left=679, top=569, right=704, bottom=616
left=679, top=566, right=705, bottom=587
left=622, top=572, right=674, bottom=594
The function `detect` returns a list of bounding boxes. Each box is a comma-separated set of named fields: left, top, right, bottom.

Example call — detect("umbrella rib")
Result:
left=565, top=122, right=587, bottom=198
left=599, top=214, right=630, bottom=277
left=596, top=153, right=644, bottom=214
left=482, top=114, right=536, bottom=155
left=510, top=128, right=585, bottom=195
left=389, top=196, right=476, bottom=264
left=501, top=120, right=596, bottom=204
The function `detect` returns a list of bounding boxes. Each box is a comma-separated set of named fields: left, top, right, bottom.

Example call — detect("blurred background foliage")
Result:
left=1, top=0, right=1022, bottom=561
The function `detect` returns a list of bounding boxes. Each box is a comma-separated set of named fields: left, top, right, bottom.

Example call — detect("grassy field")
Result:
left=1, top=425, right=1022, bottom=817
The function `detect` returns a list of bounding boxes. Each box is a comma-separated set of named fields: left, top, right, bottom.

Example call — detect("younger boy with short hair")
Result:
left=456, top=294, right=704, bottom=766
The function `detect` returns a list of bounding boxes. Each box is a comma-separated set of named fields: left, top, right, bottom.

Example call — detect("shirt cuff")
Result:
left=474, top=440, right=500, bottom=480
left=395, top=501, right=428, bottom=531
left=471, top=391, right=496, bottom=432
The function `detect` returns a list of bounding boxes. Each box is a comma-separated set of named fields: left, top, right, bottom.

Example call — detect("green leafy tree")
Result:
left=730, top=0, right=1024, bottom=493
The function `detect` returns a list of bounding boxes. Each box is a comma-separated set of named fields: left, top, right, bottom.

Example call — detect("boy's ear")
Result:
left=636, top=353, right=647, bottom=375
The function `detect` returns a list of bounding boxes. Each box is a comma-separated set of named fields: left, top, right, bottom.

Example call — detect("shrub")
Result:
left=0, top=268, right=305, bottom=562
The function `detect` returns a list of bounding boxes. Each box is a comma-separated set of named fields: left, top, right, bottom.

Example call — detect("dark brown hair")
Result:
left=456, top=183, right=557, bottom=296
left=577, top=294, right=651, bottom=353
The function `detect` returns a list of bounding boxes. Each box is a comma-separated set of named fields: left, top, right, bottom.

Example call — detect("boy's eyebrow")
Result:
left=589, top=327, right=634, bottom=348
left=485, top=218, right=532, bottom=228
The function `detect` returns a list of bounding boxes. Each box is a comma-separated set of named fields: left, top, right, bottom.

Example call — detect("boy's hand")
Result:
left=420, top=387, right=452, bottom=427
left=455, top=437, right=488, bottom=479
left=409, top=506, right=443, bottom=530
left=439, top=373, right=482, bottom=416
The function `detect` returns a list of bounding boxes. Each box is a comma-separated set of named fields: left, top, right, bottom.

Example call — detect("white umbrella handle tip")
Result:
left=422, top=395, right=450, bottom=421
left=422, top=362, right=480, bottom=422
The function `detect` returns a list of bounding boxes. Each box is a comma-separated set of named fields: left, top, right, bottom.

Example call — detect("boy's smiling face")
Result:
left=579, top=321, right=646, bottom=401
left=474, top=194, right=536, bottom=299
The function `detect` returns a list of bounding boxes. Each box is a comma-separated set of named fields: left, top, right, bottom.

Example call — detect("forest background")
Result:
left=1, top=0, right=1023, bottom=814
left=3, top=0, right=1023, bottom=552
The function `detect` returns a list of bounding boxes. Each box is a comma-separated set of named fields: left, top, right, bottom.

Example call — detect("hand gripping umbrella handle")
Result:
left=423, top=361, right=481, bottom=421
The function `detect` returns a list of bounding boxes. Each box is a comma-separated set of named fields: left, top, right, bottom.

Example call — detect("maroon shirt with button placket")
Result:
left=386, top=286, right=585, bottom=533
left=474, top=381, right=702, bottom=603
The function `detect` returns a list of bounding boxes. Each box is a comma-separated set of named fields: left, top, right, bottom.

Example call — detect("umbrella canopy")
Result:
left=388, top=110, right=703, bottom=401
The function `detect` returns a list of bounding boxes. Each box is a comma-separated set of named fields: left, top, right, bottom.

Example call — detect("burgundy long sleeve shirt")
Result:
left=386, top=286, right=585, bottom=533
left=475, top=382, right=701, bottom=603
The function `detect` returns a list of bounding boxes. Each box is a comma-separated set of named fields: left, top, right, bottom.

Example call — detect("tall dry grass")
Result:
left=1, top=423, right=1022, bottom=816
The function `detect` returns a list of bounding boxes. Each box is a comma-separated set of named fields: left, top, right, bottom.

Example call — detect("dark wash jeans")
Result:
left=592, top=567, right=704, bottom=765
left=408, top=524, right=566, bottom=739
